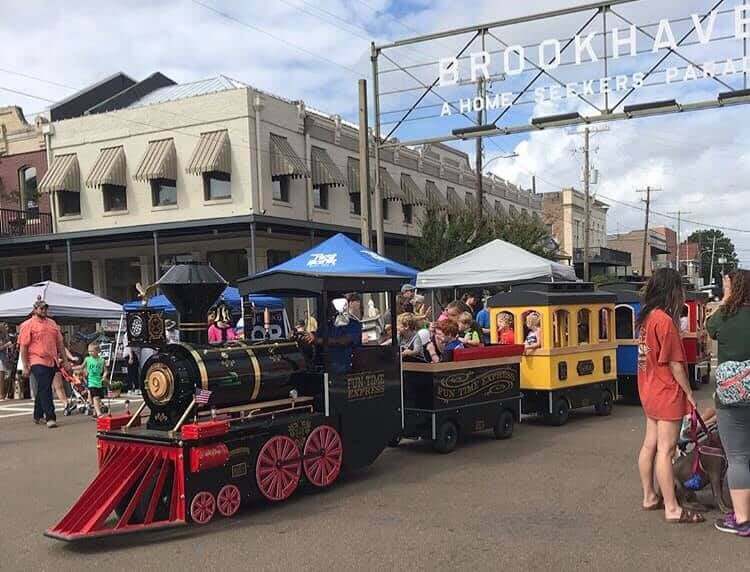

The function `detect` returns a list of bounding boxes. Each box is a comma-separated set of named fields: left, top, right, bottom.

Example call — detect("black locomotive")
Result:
left=47, top=262, right=403, bottom=540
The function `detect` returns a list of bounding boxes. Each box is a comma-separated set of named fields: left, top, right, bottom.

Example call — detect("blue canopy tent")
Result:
left=238, top=233, right=417, bottom=297
left=123, top=286, right=284, bottom=313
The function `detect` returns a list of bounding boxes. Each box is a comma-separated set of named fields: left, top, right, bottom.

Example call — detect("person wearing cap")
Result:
left=397, top=284, right=416, bottom=315
left=18, top=299, right=69, bottom=428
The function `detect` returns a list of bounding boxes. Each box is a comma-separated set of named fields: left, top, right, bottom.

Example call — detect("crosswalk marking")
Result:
left=0, top=397, right=143, bottom=420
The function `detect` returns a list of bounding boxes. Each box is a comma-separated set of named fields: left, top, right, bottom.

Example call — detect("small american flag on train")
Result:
left=195, top=388, right=212, bottom=405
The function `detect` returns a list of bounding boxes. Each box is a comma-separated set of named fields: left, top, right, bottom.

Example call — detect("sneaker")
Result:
left=46, top=420, right=58, bottom=429
left=714, top=517, right=750, bottom=536
left=33, top=418, right=42, bottom=425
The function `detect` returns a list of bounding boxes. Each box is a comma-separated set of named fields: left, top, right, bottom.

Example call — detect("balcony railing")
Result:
left=0, top=208, right=53, bottom=238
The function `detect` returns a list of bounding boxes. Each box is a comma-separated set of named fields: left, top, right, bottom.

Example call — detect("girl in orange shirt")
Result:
left=636, top=268, right=702, bottom=524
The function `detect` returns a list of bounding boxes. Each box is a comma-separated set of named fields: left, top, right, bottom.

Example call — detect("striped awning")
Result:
left=379, top=167, right=405, bottom=201
left=425, top=180, right=448, bottom=210
left=311, top=147, right=346, bottom=187
left=347, top=157, right=367, bottom=194
left=270, top=134, right=309, bottom=180
left=447, top=187, right=463, bottom=211
left=401, top=174, right=427, bottom=206
left=85, top=146, right=126, bottom=188
left=464, top=192, right=476, bottom=209
left=39, top=154, right=80, bottom=193
left=186, top=130, right=230, bottom=175
left=494, top=200, right=506, bottom=217
left=134, top=139, right=176, bottom=181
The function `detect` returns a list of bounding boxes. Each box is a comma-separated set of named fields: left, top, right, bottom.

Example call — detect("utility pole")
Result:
left=636, top=187, right=663, bottom=277
left=475, top=29, right=487, bottom=219
left=370, top=43, right=385, bottom=254
left=357, top=79, right=371, bottom=249
left=668, top=209, right=691, bottom=276
left=583, top=127, right=591, bottom=282
left=709, top=233, right=717, bottom=287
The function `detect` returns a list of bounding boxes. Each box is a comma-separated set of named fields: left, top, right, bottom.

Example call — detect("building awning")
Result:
left=401, top=174, right=427, bottom=206
left=347, top=157, right=367, bottom=194
left=134, top=139, right=176, bottom=181
left=270, top=134, right=309, bottom=180
left=186, top=130, right=230, bottom=175
left=39, top=154, right=80, bottom=193
left=311, top=147, right=346, bottom=187
left=425, top=180, right=448, bottom=210
left=85, top=146, right=126, bottom=188
left=494, top=200, right=506, bottom=217
left=379, top=167, right=405, bottom=201
left=447, top=187, right=463, bottom=211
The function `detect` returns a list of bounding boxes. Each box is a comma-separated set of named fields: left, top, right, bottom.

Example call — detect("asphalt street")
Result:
left=0, top=393, right=745, bottom=572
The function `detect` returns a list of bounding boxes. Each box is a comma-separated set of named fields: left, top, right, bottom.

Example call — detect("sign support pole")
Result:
left=371, top=43, right=385, bottom=255
left=358, top=79, right=372, bottom=249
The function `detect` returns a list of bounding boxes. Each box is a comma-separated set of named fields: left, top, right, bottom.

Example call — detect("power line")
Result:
left=190, top=0, right=364, bottom=77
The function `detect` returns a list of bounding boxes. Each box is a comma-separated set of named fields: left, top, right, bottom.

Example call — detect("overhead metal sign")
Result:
left=370, top=0, right=750, bottom=148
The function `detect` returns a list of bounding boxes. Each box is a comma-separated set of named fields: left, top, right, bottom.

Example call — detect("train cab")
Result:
left=597, top=280, right=643, bottom=403
left=488, top=282, right=617, bottom=425
left=683, top=291, right=711, bottom=388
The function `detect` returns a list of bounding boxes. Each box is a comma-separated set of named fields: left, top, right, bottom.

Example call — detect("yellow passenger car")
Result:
left=488, top=282, right=618, bottom=425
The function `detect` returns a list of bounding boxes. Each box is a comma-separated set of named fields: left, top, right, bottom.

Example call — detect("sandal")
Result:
left=643, top=497, right=664, bottom=511
left=666, top=509, right=705, bottom=524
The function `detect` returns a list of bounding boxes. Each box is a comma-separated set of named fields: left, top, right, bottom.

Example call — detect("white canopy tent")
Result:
left=416, top=239, right=577, bottom=289
left=0, top=281, right=123, bottom=322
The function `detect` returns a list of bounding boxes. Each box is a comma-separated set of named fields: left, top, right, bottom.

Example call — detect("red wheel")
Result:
left=303, top=425, right=343, bottom=488
left=189, top=491, right=215, bottom=524
left=255, top=435, right=301, bottom=501
left=216, top=484, right=241, bottom=517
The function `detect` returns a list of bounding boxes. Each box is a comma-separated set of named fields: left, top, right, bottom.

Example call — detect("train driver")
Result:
left=302, top=297, right=362, bottom=375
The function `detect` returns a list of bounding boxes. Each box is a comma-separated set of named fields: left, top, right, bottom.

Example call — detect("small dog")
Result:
left=673, top=428, right=732, bottom=513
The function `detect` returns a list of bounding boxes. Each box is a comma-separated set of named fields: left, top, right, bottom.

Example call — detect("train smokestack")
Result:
left=157, top=262, right=227, bottom=345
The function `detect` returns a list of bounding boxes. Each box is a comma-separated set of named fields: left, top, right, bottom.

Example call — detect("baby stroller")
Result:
left=58, top=367, right=93, bottom=416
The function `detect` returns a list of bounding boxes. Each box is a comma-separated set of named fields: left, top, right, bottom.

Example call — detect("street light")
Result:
left=483, top=152, right=519, bottom=172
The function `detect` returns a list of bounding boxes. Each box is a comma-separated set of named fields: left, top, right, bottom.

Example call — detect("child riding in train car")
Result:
left=524, top=312, right=542, bottom=351
left=458, top=312, right=482, bottom=348
left=397, top=313, right=424, bottom=361
left=424, top=319, right=463, bottom=363
left=496, top=312, right=516, bottom=345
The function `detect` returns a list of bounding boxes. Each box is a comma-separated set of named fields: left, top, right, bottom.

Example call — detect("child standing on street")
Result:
left=81, top=343, right=107, bottom=418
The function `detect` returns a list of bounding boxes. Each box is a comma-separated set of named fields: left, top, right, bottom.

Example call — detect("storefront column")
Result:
left=139, top=255, right=154, bottom=286
left=248, top=222, right=257, bottom=276
left=66, top=239, right=73, bottom=287
left=91, top=259, right=106, bottom=298
left=153, top=231, right=160, bottom=281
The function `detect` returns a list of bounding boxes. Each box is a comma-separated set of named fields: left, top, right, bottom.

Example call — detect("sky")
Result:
left=1, top=0, right=749, bottom=266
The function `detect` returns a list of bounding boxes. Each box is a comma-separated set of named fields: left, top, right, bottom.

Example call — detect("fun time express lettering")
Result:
left=437, top=7, right=750, bottom=117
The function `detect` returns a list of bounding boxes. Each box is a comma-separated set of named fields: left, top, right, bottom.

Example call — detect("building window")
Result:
left=272, top=177, right=290, bottom=202
left=615, top=305, right=635, bottom=340
left=553, top=309, right=570, bottom=348
left=103, top=184, right=127, bottom=212
left=27, top=265, right=51, bottom=285
left=509, top=205, right=518, bottom=218
left=577, top=309, right=591, bottom=345
left=0, top=268, right=13, bottom=292
left=599, top=308, right=611, bottom=341
left=58, top=191, right=81, bottom=217
left=203, top=171, right=231, bottom=201
left=403, top=203, right=413, bottom=224
left=382, top=199, right=389, bottom=220
left=266, top=249, right=291, bottom=270
left=314, top=184, right=329, bottom=210
left=151, top=179, right=177, bottom=207
left=349, top=193, right=361, bottom=215
left=20, top=166, right=39, bottom=216
left=105, top=258, right=140, bottom=303
left=208, top=250, right=248, bottom=284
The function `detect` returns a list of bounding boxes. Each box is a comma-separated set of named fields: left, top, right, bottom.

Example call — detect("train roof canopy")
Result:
left=597, top=281, right=644, bottom=304
left=487, top=281, right=616, bottom=307
left=238, top=233, right=417, bottom=296
left=416, top=239, right=577, bottom=289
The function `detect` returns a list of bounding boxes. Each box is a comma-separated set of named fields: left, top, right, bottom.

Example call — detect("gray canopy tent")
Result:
left=416, top=239, right=577, bottom=290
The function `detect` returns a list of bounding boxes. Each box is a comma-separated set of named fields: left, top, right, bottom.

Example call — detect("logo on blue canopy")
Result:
left=307, top=253, right=337, bottom=267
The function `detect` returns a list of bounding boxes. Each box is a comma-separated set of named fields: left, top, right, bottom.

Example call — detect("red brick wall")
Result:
left=0, top=149, right=49, bottom=211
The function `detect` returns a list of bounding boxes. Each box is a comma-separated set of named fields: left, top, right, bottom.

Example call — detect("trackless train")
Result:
left=47, top=257, right=631, bottom=542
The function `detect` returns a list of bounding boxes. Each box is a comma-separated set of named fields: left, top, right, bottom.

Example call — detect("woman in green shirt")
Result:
left=706, top=270, right=750, bottom=536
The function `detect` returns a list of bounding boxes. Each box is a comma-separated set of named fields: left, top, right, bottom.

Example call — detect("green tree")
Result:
left=687, top=229, right=738, bottom=286
left=408, top=205, right=555, bottom=270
